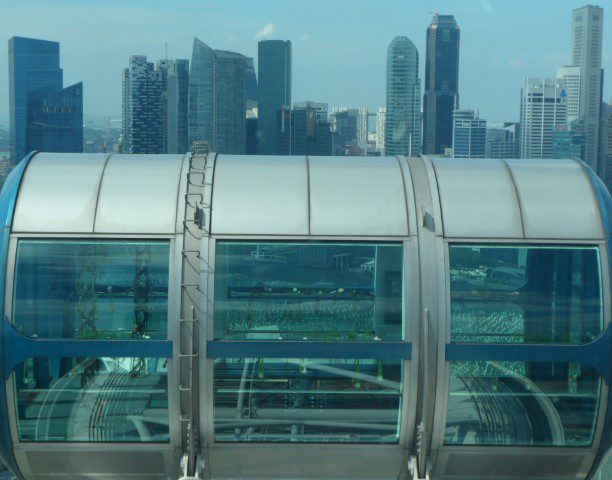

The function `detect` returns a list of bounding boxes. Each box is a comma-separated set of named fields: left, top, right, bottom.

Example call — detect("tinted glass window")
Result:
left=214, top=357, right=402, bottom=443
left=214, top=242, right=404, bottom=341
left=15, top=357, right=169, bottom=442
left=445, top=361, right=600, bottom=446
left=13, top=240, right=170, bottom=339
left=449, top=245, right=602, bottom=344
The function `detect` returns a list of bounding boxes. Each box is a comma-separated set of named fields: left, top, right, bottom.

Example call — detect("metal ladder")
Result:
left=178, top=142, right=213, bottom=480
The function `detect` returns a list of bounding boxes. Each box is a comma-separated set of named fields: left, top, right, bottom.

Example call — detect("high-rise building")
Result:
left=552, top=117, right=586, bottom=160
left=294, top=101, right=328, bottom=121
left=277, top=105, right=332, bottom=156
left=452, top=109, right=486, bottom=158
left=121, top=55, right=163, bottom=154
left=28, top=82, right=83, bottom=154
left=167, top=59, right=190, bottom=154
left=422, top=15, right=460, bottom=155
left=188, top=38, right=247, bottom=154
left=213, top=50, right=247, bottom=154
left=571, top=5, right=603, bottom=173
left=157, top=59, right=174, bottom=153
left=485, top=122, right=520, bottom=159
left=556, top=66, right=581, bottom=122
left=603, top=102, right=612, bottom=192
left=520, top=78, right=568, bottom=158
left=257, top=40, right=291, bottom=155
left=385, top=36, right=421, bottom=156
left=188, top=38, right=214, bottom=148
left=376, top=107, right=386, bottom=154
left=245, top=57, right=258, bottom=111
left=8, top=36, right=83, bottom=164
left=331, top=108, right=361, bottom=155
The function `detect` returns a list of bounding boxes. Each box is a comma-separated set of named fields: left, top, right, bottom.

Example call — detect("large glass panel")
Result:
left=214, top=242, right=404, bottom=340
left=15, top=357, right=169, bottom=442
left=449, top=245, right=602, bottom=344
left=13, top=240, right=170, bottom=340
left=214, top=357, right=402, bottom=443
left=445, top=361, right=600, bottom=446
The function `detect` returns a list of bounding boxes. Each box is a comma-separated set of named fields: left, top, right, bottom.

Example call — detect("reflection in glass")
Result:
left=15, top=357, right=169, bottom=442
left=445, top=361, right=600, bottom=446
left=13, top=240, right=170, bottom=339
left=214, top=358, right=402, bottom=443
left=214, top=242, right=404, bottom=340
left=449, top=245, right=602, bottom=344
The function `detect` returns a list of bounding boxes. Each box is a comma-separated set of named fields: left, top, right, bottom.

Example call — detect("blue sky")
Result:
left=0, top=0, right=610, bottom=125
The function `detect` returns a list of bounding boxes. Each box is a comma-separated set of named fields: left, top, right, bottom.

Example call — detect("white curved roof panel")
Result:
left=13, top=153, right=109, bottom=233
left=210, top=155, right=309, bottom=235
left=309, top=156, right=409, bottom=236
left=506, top=158, right=604, bottom=240
left=430, top=157, right=523, bottom=239
left=94, top=154, right=185, bottom=234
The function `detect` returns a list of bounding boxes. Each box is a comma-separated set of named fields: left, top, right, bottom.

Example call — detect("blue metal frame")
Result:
left=3, top=316, right=173, bottom=378
left=0, top=152, right=36, bottom=479
left=207, top=340, right=411, bottom=360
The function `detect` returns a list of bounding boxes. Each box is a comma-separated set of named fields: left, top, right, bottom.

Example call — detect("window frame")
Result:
left=430, top=238, right=611, bottom=455
left=3, top=233, right=179, bottom=450
left=203, top=235, right=419, bottom=448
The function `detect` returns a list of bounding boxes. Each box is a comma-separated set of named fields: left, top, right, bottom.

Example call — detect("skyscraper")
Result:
left=603, top=102, right=612, bottom=191
left=157, top=59, right=174, bottom=153
left=552, top=118, right=586, bottom=160
left=385, top=36, right=421, bottom=156
left=188, top=38, right=247, bottom=153
left=188, top=38, right=214, bottom=148
left=257, top=40, right=291, bottom=155
left=556, top=65, right=581, bottom=122
left=452, top=109, right=486, bottom=158
left=245, top=57, right=258, bottom=111
left=571, top=5, right=603, bottom=173
left=277, top=105, right=332, bottom=156
left=520, top=78, right=568, bottom=158
left=121, top=55, right=163, bottom=153
left=485, top=122, right=520, bottom=159
left=422, top=15, right=460, bottom=155
left=213, top=50, right=247, bottom=154
left=167, top=59, right=190, bottom=154
left=8, top=36, right=83, bottom=164
left=376, top=107, right=386, bottom=154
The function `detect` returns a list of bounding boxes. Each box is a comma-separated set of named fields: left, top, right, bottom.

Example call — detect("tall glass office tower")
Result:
left=8, top=36, right=83, bottom=164
left=422, top=15, right=460, bottom=155
left=385, top=36, right=421, bottom=156
left=188, top=38, right=214, bottom=148
left=188, top=38, right=246, bottom=154
left=167, top=59, right=190, bottom=154
left=257, top=40, right=291, bottom=155
left=571, top=5, right=603, bottom=174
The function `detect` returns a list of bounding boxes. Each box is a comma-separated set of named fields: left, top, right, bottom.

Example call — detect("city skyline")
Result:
left=0, top=0, right=611, bottom=125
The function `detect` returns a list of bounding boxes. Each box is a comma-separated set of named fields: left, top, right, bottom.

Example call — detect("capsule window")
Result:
left=449, top=245, right=603, bottom=344
left=14, top=357, right=169, bottom=442
left=213, top=242, right=405, bottom=341
left=12, top=240, right=171, bottom=340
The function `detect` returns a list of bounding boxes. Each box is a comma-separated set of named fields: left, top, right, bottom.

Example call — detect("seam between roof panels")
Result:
left=92, top=152, right=114, bottom=234
left=501, top=159, right=526, bottom=240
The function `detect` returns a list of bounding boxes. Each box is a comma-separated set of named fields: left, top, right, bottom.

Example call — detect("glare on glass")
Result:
left=15, top=357, right=169, bottom=443
left=445, top=361, right=600, bottom=447
left=449, top=245, right=602, bottom=344
left=214, top=357, right=403, bottom=443
left=13, top=240, right=170, bottom=340
left=214, top=242, right=404, bottom=341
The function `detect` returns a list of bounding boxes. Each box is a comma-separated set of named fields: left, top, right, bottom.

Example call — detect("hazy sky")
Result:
left=0, top=0, right=610, bottom=126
